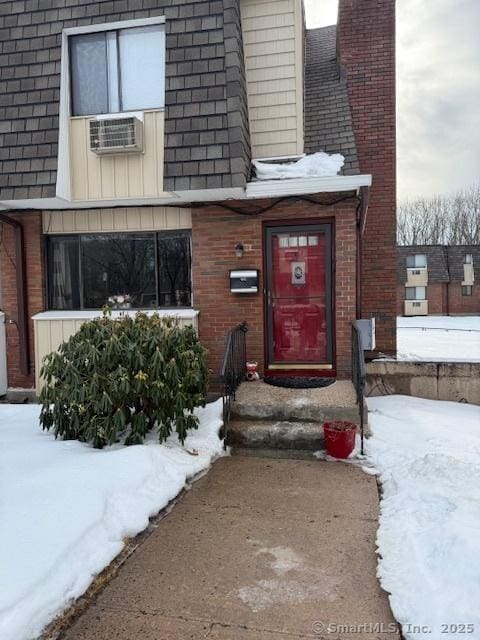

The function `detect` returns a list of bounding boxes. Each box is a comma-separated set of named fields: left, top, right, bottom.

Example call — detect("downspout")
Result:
left=444, top=244, right=450, bottom=316
left=356, top=186, right=370, bottom=319
left=0, top=212, right=30, bottom=375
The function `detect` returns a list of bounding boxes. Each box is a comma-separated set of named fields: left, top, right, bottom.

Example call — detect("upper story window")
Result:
left=406, top=254, right=427, bottom=269
left=70, top=24, right=165, bottom=117
left=405, top=286, right=426, bottom=301
left=464, top=254, right=473, bottom=265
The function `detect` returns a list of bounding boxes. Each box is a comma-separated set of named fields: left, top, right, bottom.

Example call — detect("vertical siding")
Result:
left=241, top=0, right=304, bottom=159
left=70, top=110, right=165, bottom=201
left=34, top=314, right=198, bottom=390
left=42, top=207, right=192, bottom=234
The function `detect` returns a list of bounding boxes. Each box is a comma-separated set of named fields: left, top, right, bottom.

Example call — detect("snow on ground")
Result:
left=367, top=395, right=480, bottom=640
left=397, top=315, right=480, bottom=362
left=0, top=401, right=224, bottom=640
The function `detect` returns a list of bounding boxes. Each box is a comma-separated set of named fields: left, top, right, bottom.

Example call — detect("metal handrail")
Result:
left=399, top=326, right=480, bottom=333
left=220, top=322, right=248, bottom=446
left=352, top=321, right=366, bottom=455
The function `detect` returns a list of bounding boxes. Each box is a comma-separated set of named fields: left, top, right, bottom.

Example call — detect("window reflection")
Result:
left=82, top=234, right=156, bottom=309
left=47, top=231, right=192, bottom=310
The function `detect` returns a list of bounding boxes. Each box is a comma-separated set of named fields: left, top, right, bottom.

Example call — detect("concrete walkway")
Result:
left=62, top=457, right=396, bottom=639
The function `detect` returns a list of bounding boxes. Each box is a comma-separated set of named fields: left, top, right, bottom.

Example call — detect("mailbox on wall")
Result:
left=229, top=269, right=259, bottom=294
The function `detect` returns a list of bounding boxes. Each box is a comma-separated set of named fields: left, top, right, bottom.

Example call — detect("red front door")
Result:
left=265, top=223, right=333, bottom=370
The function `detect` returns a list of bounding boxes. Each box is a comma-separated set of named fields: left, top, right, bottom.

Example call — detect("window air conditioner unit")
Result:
left=89, top=117, right=143, bottom=154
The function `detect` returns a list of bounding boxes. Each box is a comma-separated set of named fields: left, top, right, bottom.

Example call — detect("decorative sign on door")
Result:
left=291, top=261, right=306, bottom=285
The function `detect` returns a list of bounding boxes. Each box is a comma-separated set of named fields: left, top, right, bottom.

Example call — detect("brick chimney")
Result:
left=337, top=0, right=397, bottom=356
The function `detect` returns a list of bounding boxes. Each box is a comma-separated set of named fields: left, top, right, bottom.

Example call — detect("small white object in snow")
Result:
left=253, top=152, right=345, bottom=180
left=366, top=395, right=480, bottom=640
left=0, top=400, right=225, bottom=640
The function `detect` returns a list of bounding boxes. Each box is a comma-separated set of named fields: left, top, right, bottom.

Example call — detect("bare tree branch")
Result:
left=397, top=183, right=480, bottom=245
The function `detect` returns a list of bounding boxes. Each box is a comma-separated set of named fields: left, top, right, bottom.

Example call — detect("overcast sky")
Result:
left=303, top=0, right=480, bottom=201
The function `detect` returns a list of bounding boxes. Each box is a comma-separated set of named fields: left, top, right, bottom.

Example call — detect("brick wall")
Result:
left=448, top=283, right=480, bottom=315
left=397, top=282, right=480, bottom=316
left=428, top=283, right=447, bottom=315
left=2, top=199, right=358, bottom=389
left=396, top=283, right=448, bottom=316
left=192, top=197, right=358, bottom=380
left=395, top=285, right=403, bottom=317
left=337, top=0, right=397, bottom=356
left=0, top=212, right=43, bottom=389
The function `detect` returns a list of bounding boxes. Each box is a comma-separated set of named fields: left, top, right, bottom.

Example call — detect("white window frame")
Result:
left=406, top=254, right=427, bottom=268
left=56, top=16, right=166, bottom=201
left=405, top=286, right=427, bottom=301
left=464, top=254, right=473, bottom=265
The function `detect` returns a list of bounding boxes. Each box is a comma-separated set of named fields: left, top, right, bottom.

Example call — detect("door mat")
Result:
left=264, top=376, right=336, bottom=389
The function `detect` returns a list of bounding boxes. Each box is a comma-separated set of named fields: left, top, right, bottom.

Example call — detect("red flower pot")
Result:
left=322, top=421, right=357, bottom=459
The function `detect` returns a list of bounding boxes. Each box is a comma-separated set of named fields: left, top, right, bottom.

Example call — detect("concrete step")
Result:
left=226, top=419, right=325, bottom=452
left=231, top=380, right=362, bottom=424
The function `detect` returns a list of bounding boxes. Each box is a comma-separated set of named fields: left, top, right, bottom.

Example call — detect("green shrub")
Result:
left=39, top=310, right=208, bottom=448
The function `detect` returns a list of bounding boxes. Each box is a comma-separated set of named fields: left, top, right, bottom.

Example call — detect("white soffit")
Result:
left=245, top=175, right=372, bottom=199
left=0, top=176, right=372, bottom=211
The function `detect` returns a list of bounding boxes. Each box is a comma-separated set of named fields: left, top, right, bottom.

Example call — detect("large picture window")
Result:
left=47, top=232, right=192, bottom=310
left=70, top=24, right=165, bottom=116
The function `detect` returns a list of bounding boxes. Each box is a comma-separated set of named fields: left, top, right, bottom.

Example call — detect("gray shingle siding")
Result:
left=397, top=245, right=480, bottom=284
left=304, top=26, right=359, bottom=175
left=447, top=245, right=480, bottom=282
left=0, top=0, right=251, bottom=200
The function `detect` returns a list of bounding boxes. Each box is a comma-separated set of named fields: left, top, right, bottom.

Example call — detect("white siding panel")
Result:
left=42, top=207, right=192, bottom=234
left=34, top=313, right=198, bottom=391
left=250, top=117, right=297, bottom=134
left=243, top=25, right=295, bottom=45
left=70, top=110, right=166, bottom=201
left=246, top=52, right=296, bottom=70
left=241, top=0, right=292, bottom=18
left=241, top=0, right=304, bottom=159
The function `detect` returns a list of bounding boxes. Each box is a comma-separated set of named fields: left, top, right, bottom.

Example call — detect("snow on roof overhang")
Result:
left=245, top=174, right=372, bottom=199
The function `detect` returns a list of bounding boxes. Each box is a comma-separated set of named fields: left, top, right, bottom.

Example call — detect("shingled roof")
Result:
left=447, top=245, right=480, bottom=282
left=304, top=26, right=359, bottom=175
left=397, top=246, right=450, bottom=284
left=397, top=245, right=480, bottom=284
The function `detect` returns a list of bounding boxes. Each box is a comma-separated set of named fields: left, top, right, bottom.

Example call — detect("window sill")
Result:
left=32, top=309, right=199, bottom=321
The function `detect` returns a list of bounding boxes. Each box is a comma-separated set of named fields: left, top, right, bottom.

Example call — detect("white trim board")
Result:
left=33, top=309, right=198, bottom=321
left=1, top=176, right=372, bottom=211
left=62, top=16, right=166, bottom=37
left=56, top=16, right=167, bottom=202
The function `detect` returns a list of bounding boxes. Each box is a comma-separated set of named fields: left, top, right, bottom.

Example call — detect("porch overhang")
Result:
left=244, top=174, right=372, bottom=199
left=0, top=175, right=372, bottom=211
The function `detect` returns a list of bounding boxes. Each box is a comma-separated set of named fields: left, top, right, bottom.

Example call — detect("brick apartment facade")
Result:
left=0, top=0, right=396, bottom=393
left=397, top=245, right=480, bottom=316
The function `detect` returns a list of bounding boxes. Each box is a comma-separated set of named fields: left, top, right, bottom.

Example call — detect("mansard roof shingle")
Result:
left=304, top=25, right=359, bottom=175
left=397, top=245, right=480, bottom=284
left=447, top=245, right=480, bottom=282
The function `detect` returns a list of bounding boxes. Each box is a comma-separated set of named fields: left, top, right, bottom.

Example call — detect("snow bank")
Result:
left=0, top=401, right=224, bottom=640
left=367, top=395, right=480, bottom=640
left=397, top=315, right=480, bottom=362
left=253, top=152, right=344, bottom=180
